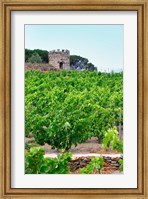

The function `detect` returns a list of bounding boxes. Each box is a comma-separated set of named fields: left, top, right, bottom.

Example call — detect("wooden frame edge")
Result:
left=0, top=1, right=4, bottom=199
left=0, top=1, right=147, bottom=198
left=144, top=1, right=148, bottom=198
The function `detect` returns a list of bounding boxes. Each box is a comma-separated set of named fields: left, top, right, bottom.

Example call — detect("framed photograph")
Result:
left=0, top=0, right=148, bottom=198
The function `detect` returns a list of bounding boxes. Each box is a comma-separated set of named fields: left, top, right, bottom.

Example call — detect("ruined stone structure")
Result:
left=48, top=49, right=70, bottom=69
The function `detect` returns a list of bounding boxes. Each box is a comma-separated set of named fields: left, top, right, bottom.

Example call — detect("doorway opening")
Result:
left=59, top=62, right=63, bottom=69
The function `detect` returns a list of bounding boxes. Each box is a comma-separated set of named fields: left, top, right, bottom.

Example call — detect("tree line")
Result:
left=25, top=49, right=49, bottom=63
left=25, top=49, right=97, bottom=71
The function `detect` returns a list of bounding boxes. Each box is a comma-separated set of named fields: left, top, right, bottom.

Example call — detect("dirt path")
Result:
left=25, top=136, right=120, bottom=155
left=42, top=137, right=119, bottom=155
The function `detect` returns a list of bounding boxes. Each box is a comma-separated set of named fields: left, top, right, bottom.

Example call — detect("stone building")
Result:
left=48, top=49, right=70, bottom=69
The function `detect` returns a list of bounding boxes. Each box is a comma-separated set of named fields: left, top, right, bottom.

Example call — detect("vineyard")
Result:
left=25, top=70, right=123, bottom=174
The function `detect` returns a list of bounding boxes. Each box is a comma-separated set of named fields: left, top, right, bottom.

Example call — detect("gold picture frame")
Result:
left=0, top=0, right=148, bottom=198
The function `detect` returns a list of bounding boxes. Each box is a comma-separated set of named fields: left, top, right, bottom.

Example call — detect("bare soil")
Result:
left=41, top=137, right=119, bottom=155
left=25, top=136, right=119, bottom=155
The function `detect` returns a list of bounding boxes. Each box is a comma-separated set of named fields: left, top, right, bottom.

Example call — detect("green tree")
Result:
left=70, top=55, right=97, bottom=71
left=70, top=55, right=88, bottom=66
left=33, top=49, right=48, bottom=63
left=25, top=49, right=33, bottom=62
left=28, top=52, right=43, bottom=63
left=25, top=49, right=49, bottom=63
left=86, top=63, right=96, bottom=71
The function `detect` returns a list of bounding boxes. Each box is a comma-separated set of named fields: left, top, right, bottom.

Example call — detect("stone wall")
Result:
left=48, top=49, right=70, bottom=69
left=101, top=155, right=123, bottom=174
left=69, top=155, right=123, bottom=173
left=103, top=155, right=123, bottom=168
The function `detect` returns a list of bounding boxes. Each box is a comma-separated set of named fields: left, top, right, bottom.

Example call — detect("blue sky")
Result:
left=25, top=25, right=123, bottom=72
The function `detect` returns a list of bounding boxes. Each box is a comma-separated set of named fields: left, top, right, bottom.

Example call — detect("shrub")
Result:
left=119, top=159, right=123, bottom=172
left=79, top=157, right=104, bottom=174
left=25, top=147, right=72, bottom=174
left=103, top=127, right=123, bottom=153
